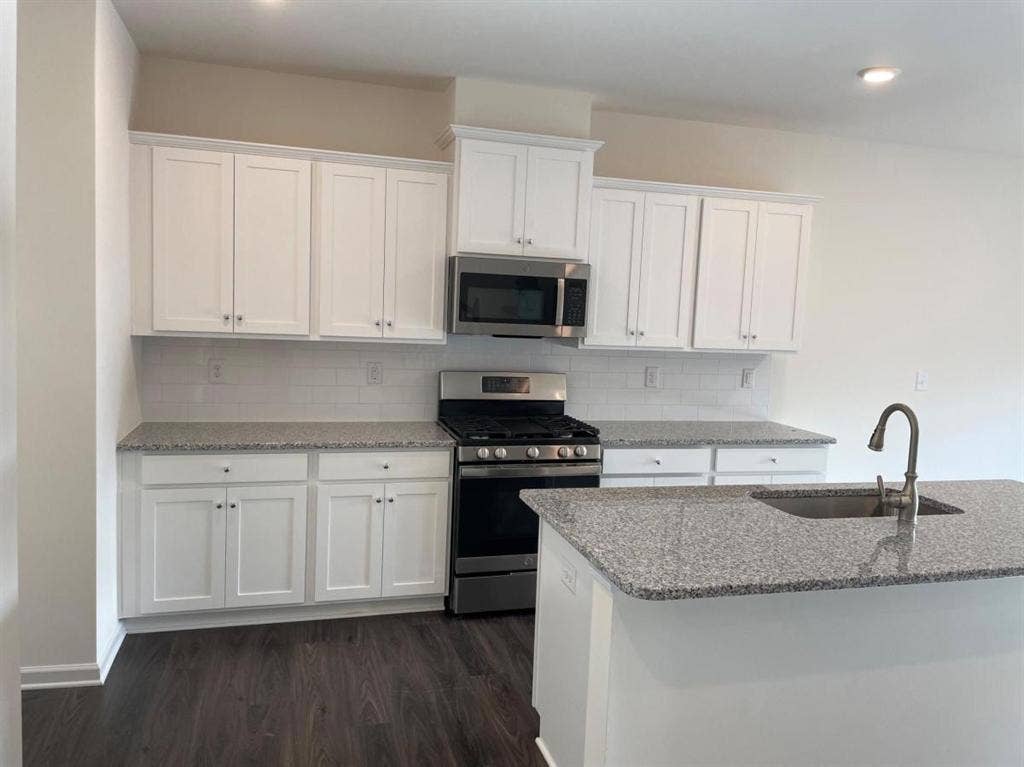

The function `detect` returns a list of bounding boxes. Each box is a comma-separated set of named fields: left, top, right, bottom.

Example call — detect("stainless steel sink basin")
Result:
left=752, top=492, right=964, bottom=520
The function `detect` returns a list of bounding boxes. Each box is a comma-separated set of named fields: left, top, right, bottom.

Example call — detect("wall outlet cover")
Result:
left=741, top=368, right=755, bottom=389
left=367, top=362, right=383, bottom=385
left=208, top=359, right=225, bottom=384
left=914, top=370, right=929, bottom=391
left=645, top=366, right=661, bottom=388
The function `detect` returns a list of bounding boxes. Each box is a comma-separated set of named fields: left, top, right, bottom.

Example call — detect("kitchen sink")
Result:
left=752, top=492, right=964, bottom=520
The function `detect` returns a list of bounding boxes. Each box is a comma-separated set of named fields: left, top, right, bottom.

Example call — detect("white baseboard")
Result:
left=21, top=662, right=102, bottom=690
left=121, top=596, right=445, bottom=634
left=535, top=737, right=558, bottom=767
left=97, top=623, right=127, bottom=683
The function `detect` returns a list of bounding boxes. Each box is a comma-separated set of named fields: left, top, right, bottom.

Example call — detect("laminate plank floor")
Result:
left=22, top=611, right=547, bottom=767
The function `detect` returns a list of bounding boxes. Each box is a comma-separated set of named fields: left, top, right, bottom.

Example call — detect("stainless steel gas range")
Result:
left=437, top=371, right=602, bottom=615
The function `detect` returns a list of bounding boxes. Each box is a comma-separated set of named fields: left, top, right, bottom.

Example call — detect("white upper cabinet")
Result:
left=383, top=169, right=448, bottom=340
left=316, top=162, right=387, bottom=338
left=584, top=187, right=698, bottom=349
left=693, top=198, right=759, bottom=350
left=151, top=147, right=234, bottom=333
left=585, top=188, right=644, bottom=347
left=635, top=192, right=699, bottom=348
left=446, top=126, right=602, bottom=261
left=454, top=139, right=528, bottom=256
left=522, top=146, right=591, bottom=260
left=693, top=197, right=813, bottom=351
left=748, top=202, right=813, bottom=351
left=234, top=155, right=311, bottom=335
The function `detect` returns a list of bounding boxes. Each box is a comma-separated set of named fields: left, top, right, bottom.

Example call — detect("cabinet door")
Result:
left=225, top=484, right=307, bottom=608
left=635, top=193, right=700, bottom=348
left=692, top=198, right=759, bottom=350
left=316, top=162, right=386, bottom=338
left=381, top=481, right=449, bottom=598
left=234, top=154, right=311, bottom=335
left=383, top=169, right=448, bottom=340
left=139, top=487, right=226, bottom=614
left=314, top=483, right=384, bottom=602
left=523, top=146, right=592, bottom=260
left=151, top=147, right=234, bottom=333
left=455, top=139, right=527, bottom=255
left=584, top=188, right=643, bottom=347
left=748, top=202, right=813, bottom=352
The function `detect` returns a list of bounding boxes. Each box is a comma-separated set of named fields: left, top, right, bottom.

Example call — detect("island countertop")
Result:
left=592, top=420, right=836, bottom=448
left=520, top=480, right=1024, bottom=601
left=117, top=421, right=456, bottom=451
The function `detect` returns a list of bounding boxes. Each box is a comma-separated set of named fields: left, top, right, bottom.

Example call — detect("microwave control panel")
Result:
left=561, top=279, right=588, bottom=327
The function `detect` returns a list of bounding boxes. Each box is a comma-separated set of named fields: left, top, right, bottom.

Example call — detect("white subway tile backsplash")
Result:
left=138, top=336, right=772, bottom=423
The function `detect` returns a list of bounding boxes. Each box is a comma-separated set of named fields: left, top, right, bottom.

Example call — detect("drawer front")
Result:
left=141, top=453, right=308, bottom=486
left=319, top=450, right=451, bottom=481
left=653, top=475, right=708, bottom=487
left=715, top=447, right=827, bottom=474
left=603, top=448, right=712, bottom=476
left=601, top=476, right=654, bottom=488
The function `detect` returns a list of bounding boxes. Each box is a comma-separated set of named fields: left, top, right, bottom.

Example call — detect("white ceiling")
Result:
left=113, top=0, right=1024, bottom=155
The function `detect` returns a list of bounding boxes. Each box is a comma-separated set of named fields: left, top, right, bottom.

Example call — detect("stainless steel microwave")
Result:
left=448, top=256, right=590, bottom=338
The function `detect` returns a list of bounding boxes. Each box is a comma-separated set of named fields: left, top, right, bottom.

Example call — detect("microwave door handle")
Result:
left=555, top=277, right=566, bottom=326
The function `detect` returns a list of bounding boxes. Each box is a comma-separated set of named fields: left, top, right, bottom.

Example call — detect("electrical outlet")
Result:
left=208, top=359, right=225, bottom=384
left=560, top=557, right=577, bottom=595
left=914, top=370, right=929, bottom=391
left=366, top=362, right=383, bottom=385
left=644, top=366, right=661, bottom=388
left=741, top=368, right=755, bottom=389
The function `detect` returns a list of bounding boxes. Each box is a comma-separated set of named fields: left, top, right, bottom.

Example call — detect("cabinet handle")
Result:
left=215, top=503, right=223, bottom=509
left=229, top=502, right=237, bottom=509
left=236, top=314, right=243, bottom=322
left=387, top=496, right=395, bottom=503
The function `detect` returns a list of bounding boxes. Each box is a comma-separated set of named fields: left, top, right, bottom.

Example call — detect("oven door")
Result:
left=449, top=256, right=589, bottom=337
left=453, top=462, right=601, bottom=576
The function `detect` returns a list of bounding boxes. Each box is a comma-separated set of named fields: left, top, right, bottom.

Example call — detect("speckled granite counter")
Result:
left=521, top=480, right=1024, bottom=600
left=117, top=421, right=455, bottom=451
left=593, top=420, right=836, bottom=448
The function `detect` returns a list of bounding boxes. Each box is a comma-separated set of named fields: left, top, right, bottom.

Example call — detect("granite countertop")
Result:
left=593, top=420, right=836, bottom=448
left=117, top=421, right=456, bottom=451
left=521, top=480, right=1024, bottom=601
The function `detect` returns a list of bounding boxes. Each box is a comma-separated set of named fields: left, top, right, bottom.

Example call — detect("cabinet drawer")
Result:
left=141, top=453, right=308, bottom=486
left=319, top=450, right=451, bottom=481
left=715, top=447, right=826, bottom=474
left=603, top=448, right=712, bottom=476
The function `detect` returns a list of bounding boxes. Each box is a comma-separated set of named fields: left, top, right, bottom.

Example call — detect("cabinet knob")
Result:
left=629, top=330, right=635, bottom=336
left=215, top=503, right=223, bottom=509
left=386, top=320, right=393, bottom=327
left=236, top=314, right=243, bottom=322
left=654, top=458, right=662, bottom=465
left=515, top=237, right=523, bottom=244
left=383, top=463, right=390, bottom=470
left=375, top=497, right=382, bottom=504
left=639, top=330, right=645, bottom=337
left=770, top=457, right=778, bottom=464
left=229, top=502, right=237, bottom=509
left=375, top=320, right=381, bottom=327
left=387, top=496, right=395, bottom=503
left=222, top=314, right=230, bottom=322
left=223, top=466, right=230, bottom=473
left=751, top=334, right=758, bottom=340
left=741, top=334, right=749, bottom=340
left=526, top=237, right=534, bottom=245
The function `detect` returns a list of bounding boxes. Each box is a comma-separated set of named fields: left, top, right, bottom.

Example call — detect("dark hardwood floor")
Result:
left=22, top=611, right=546, bottom=767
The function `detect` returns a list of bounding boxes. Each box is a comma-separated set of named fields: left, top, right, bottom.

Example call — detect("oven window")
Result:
left=456, top=472, right=599, bottom=559
left=458, top=273, right=558, bottom=325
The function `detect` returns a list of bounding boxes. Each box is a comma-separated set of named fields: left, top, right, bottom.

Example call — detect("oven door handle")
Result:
left=555, top=277, right=566, bottom=326
left=459, top=463, right=602, bottom=479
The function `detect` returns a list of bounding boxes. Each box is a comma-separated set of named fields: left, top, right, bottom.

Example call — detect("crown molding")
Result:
left=435, top=124, right=605, bottom=152
left=128, top=131, right=453, bottom=174
left=594, top=176, right=822, bottom=205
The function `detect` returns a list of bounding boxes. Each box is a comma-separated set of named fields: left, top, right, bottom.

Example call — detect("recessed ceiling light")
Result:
left=858, top=67, right=901, bottom=84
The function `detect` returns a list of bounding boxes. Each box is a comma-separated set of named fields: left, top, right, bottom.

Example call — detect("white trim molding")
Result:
left=535, top=737, right=559, bottom=767
left=594, top=175, right=822, bottom=205
left=21, top=663, right=102, bottom=690
left=129, top=131, right=453, bottom=174
left=436, top=124, right=605, bottom=152
left=98, top=624, right=127, bottom=684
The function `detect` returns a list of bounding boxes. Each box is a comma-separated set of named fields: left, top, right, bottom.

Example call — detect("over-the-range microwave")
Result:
left=448, top=255, right=590, bottom=338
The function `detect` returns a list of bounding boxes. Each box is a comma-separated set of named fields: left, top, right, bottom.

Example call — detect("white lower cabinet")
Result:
left=139, top=487, right=227, bottom=614
left=225, top=485, right=307, bottom=608
left=381, top=480, right=449, bottom=597
left=314, top=482, right=385, bottom=602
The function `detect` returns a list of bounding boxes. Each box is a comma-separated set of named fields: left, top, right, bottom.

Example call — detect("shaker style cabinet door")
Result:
left=233, top=154, right=311, bottom=335
left=522, top=146, right=592, bottom=260
left=748, top=202, right=813, bottom=352
left=634, top=192, right=700, bottom=349
left=316, top=162, right=387, bottom=338
left=455, top=139, right=528, bottom=256
left=314, top=483, right=385, bottom=602
left=383, top=169, right=448, bottom=341
left=151, top=147, right=234, bottom=333
left=692, top=198, right=759, bottom=350
left=138, top=487, right=227, bottom=614
left=584, top=188, right=644, bottom=347
left=224, top=484, right=308, bottom=608
left=381, top=481, right=449, bottom=598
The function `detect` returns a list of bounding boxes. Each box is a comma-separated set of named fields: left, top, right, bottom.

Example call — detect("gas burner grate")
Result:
left=441, top=414, right=600, bottom=442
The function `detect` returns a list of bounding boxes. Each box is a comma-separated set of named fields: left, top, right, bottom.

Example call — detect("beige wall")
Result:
left=449, top=77, right=592, bottom=138
left=592, top=110, right=1024, bottom=482
left=0, top=0, right=20, bottom=761
left=133, top=56, right=449, bottom=160
left=94, top=0, right=139, bottom=670
left=16, top=0, right=99, bottom=676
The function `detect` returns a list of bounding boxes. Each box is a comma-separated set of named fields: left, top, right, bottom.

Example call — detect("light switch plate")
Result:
left=367, top=362, right=383, bottom=385
left=645, top=366, right=661, bottom=388
left=915, top=370, right=929, bottom=391
left=208, top=359, right=225, bottom=384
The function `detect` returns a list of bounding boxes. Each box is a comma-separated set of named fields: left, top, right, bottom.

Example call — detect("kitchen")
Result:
left=2, top=1, right=1022, bottom=766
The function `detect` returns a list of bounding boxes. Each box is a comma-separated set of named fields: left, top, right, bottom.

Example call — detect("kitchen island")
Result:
left=521, top=481, right=1024, bottom=767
